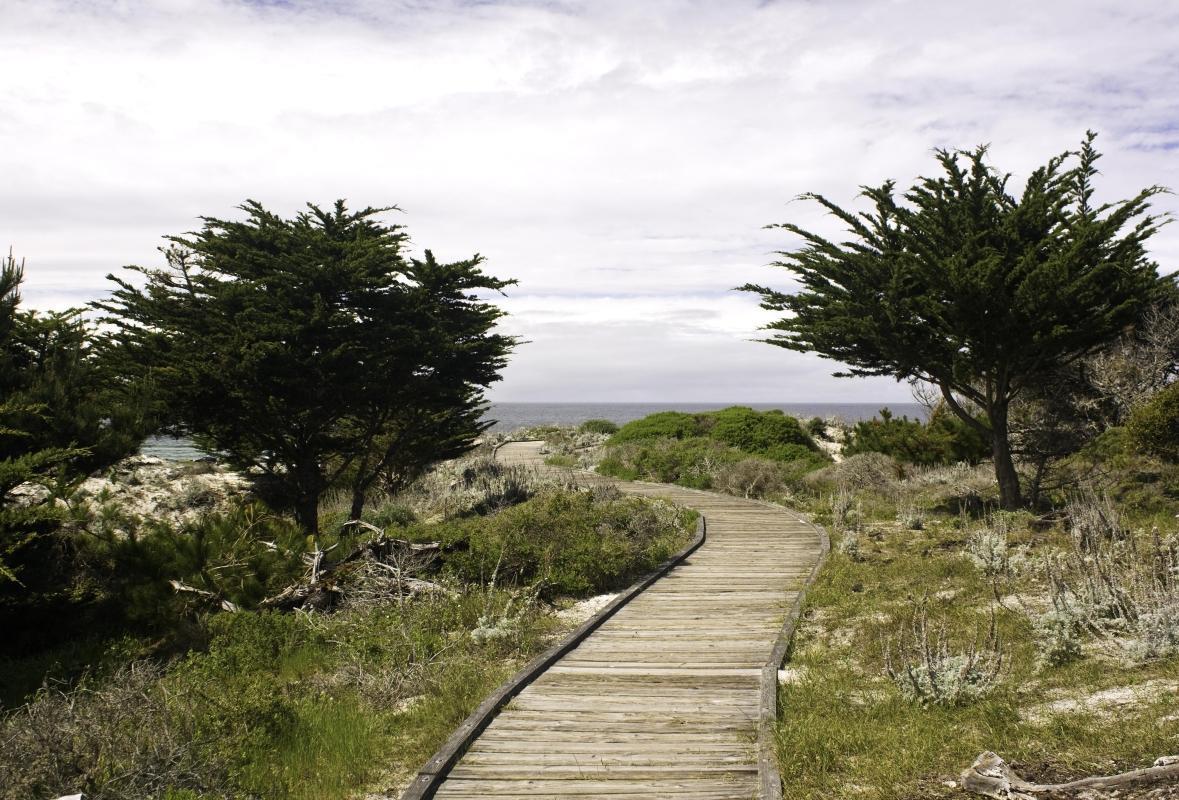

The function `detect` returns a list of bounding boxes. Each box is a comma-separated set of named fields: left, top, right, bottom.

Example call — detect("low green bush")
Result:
left=610, top=411, right=702, bottom=442
left=1127, top=382, right=1179, bottom=463
left=578, top=418, right=619, bottom=435
left=706, top=406, right=816, bottom=456
left=71, top=502, right=308, bottom=633
left=599, top=410, right=829, bottom=493
left=0, top=590, right=551, bottom=800
left=406, top=489, right=695, bottom=598
left=598, top=437, right=741, bottom=488
left=608, top=406, right=820, bottom=463
left=843, top=406, right=987, bottom=465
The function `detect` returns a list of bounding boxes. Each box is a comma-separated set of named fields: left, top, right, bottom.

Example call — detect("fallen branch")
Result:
left=168, top=580, right=238, bottom=613
left=962, top=751, right=1179, bottom=798
left=370, top=561, right=451, bottom=595
left=260, top=534, right=443, bottom=611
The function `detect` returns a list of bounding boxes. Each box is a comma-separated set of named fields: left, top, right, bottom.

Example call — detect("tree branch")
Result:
left=940, top=384, right=991, bottom=435
left=962, top=751, right=1179, bottom=798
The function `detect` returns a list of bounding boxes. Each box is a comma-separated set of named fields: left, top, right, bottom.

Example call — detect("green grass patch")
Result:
left=1, top=484, right=696, bottom=799
left=778, top=510, right=1179, bottom=799
left=405, top=489, right=697, bottom=598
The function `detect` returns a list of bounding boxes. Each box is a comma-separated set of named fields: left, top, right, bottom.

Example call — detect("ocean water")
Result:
left=483, top=402, right=925, bottom=431
left=141, top=401, right=924, bottom=460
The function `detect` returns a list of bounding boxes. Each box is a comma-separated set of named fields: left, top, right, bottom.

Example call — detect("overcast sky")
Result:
left=3, top=0, right=1178, bottom=402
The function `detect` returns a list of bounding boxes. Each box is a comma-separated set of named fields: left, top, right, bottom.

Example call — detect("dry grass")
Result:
left=777, top=463, right=1178, bottom=799
left=0, top=662, right=226, bottom=800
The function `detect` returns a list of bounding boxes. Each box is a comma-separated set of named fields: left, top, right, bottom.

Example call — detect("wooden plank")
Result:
left=404, top=440, right=824, bottom=800
left=435, top=784, right=757, bottom=799
left=447, top=767, right=758, bottom=781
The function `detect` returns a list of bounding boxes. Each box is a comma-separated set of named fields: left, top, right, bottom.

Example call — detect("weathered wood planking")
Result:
left=407, top=441, right=823, bottom=800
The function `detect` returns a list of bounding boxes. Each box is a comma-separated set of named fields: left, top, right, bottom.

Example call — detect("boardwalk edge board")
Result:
left=593, top=481, right=832, bottom=799
left=756, top=502, right=831, bottom=800
left=399, top=501, right=707, bottom=799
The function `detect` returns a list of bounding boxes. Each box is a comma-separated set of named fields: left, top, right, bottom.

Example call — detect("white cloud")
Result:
left=2, top=0, right=1177, bottom=401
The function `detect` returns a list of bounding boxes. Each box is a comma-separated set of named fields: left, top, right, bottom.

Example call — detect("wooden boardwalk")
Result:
left=427, top=441, right=823, bottom=799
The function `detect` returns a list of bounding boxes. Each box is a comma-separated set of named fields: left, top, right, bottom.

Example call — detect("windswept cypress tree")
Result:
left=0, top=253, right=68, bottom=587
left=742, top=134, right=1168, bottom=508
left=96, top=201, right=516, bottom=535
left=0, top=250, right=141, bottom=590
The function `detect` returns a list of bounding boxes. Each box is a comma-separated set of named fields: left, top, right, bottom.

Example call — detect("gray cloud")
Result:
left=2, top=0, right=1177, bottom=402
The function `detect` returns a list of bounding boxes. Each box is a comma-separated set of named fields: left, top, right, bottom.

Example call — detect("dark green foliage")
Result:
left=742, top=134, right=1167, bottom=508
left=1, top=309, right=149, bottom=475
left=1127, top=383, right=1179, bottom=463
left=598, top=437, right=742, bottom=488
left=0, top=251, right=147, bottom=595
left=610, top=406, right=818, bottom=462
left=610, top=411, right=703, bottom=442
left=600, top=408, right=827, bottom=492
left=95, top=201, right=516, bottom=534
left=844, top=407, right=988, bottom=466
left=73, top=503, right=308, bottom=632
left=409, top=490, right=695, bottom=598
left=0, top=427, right=75, bottom=587
left=706, top=406, right=815, bottom=456
left=578, top=418, right=619, bottom=435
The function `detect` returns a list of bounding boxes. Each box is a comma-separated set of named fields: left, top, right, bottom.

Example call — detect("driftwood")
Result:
left=260, top=530, right=444, bottom=611
left=962, top=751, right=1179, bottom=798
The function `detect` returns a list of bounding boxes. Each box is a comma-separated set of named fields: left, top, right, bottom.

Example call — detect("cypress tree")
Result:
left=742, top=134, right=1168, bottom=508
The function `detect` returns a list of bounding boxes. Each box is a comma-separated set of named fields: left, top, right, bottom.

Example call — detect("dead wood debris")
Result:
left=260, top=531, right=447, bottom=612
left=167, top=579, right=239, bottom=613
left=163, top=519, right=448, bottom=613
left=962, top=751, right=1179, bottom=798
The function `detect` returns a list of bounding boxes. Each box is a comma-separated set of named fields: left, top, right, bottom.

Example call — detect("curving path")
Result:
left=420, top=441, right=824, bottom=800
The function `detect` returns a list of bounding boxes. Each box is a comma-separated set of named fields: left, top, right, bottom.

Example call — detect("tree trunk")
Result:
left=292, top=458, right=324, bottom=538
left=1028, top=457, right=1048, bottom=508
left=349, top=488, right=366, bottom=524
left=988, top=403, right=1023, bottom=510
left=295, top=494, right=320, bottom=539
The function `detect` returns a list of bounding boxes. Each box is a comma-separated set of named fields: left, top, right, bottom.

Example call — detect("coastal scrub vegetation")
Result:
left=524, top=394, right=1179, bottom=797
left=1, top=203, right=701, bottom=799
left=741, top=133, right=1170, bottom=509
left=0, top=454, right=697, bottom=799
left=724, top=132, right=1179, bottom=793
left=1127, top=381, right=1179, bottom=463
left=774, top=433, right=1179, bottom=800
left=1, top=250, right=152, bottom=656
left=95, top=201, right=516, bottom=535
left=596, top=406, right=829, bottom=492
left=3, top=133, right=1178, bottom=800
left=843, top=406, right=988, bottom=466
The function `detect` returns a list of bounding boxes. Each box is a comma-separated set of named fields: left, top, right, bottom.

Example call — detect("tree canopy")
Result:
left=95, top=200, right=516, bottom=535
left=0, top=250, right=147, bottom=592
left=742, top=134, right=1169, bottom=508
